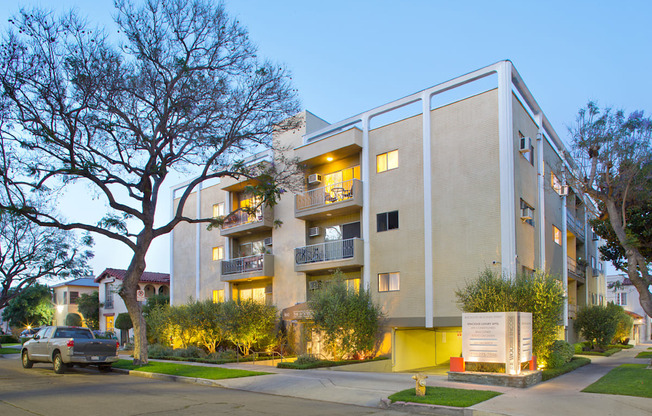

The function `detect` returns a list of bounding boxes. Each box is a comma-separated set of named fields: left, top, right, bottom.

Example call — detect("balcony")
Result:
left=568, top=303, right=577, bottom=319
left=295, top=127, right=362, bottom=167
left=294, top=238, right=364, bottom=273
left=566, top=212, right=585, bottom=239
left=295, top=179, right=363, bottom=220
left=220, top=206, right=274, bottom=237
left=220, top=254, right=274, bottom=282
left=567, top=257, right=586, bottom=284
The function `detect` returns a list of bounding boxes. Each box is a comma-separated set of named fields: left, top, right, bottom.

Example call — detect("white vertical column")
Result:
left=535, top=115, right=546, bottom=271
left=498, top=61, right=517, bottom=277
left=169, top=188, right=176, bottom=305
left=561, top=169, right=569, bottom=336
left=362, top=116, right=371, bottom=290
left=422, top=92, right=434, bottom=328
left=195, top=182, right=202, bottom=300
left=224, top=192, right=232, bottom=301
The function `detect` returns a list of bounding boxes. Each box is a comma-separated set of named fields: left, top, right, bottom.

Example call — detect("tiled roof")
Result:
left=51, top=277, right=99, bottom=288
left=94, top=268, right=170, bottom=284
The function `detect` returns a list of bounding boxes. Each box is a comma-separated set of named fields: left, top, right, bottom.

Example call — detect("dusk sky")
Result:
left=1, top=1, right=649, bottom=277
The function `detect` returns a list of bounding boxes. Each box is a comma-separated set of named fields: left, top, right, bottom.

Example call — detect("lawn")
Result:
left=113, top=359, right=270, bottom=380
left=0, top=347, right=20, bottom=354
left=388, top=386, right=501, bottom=407
left=582, top=364, right=652, bottom=398
left=635, top=351, right=652, bottom=359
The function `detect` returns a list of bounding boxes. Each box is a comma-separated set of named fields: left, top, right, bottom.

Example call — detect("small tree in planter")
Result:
left=65, top=313, right=83, bottom=327
left=115, top=313, right=133, bottom=346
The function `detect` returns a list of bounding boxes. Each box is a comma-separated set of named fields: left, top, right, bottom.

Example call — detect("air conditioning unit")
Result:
left=560, top=185, right=569, bottom=196
left=308, top=226, right=321, bottom=237
left=264, top=237, right=273, bottom=246
left=521, top=207, right=534, bottom=220
left=519, top=136, right=532, bottom=153
left=308, top=174, right=322, bottom=185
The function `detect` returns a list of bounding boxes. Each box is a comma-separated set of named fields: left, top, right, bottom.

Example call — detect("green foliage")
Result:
left=111, top=359, right=270, bottom=380
left=115, top=313, right=133, bottom=331
left=76, top=291, right=100, bottom=329
left=547, top=340, right=574, bottom=369
left=542, top=357, right=591, bottom=381
left=455, top=269, right=565, bottom=363
left=1, top=284, right=53, bottom=327
left=388, top=386, right=502, bottom=408
left=0, top=334, right=19, bottom=343
left=309, top=272, right=384, bottom=360
left=610, top=304, right=634, bottom=344
left=142, top=294, right=170, bottom=317
left=65, top=313, right=83, bottom=327
left=187, top=300, right=224, bottom=354
left=144, top=302, right=171, bottom=345
left=575, top=305, right=620, bottom=349
left=222, top=299, right=277, bottom=356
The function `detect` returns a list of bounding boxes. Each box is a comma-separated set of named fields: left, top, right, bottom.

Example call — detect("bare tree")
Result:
left=0, top=0, right=299, bottom=364
left=569, top=102, right=652, bottom=319
left=0, top=210, right=93, bottom=310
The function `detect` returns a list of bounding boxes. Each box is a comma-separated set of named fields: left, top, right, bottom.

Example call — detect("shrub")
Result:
left=115, top=313, right=133, bottom=331
left=221, top=299, right=277, bottom=356
left=575, top=305, right=619, bottom=350
left=65, top=313, right=83, bottom=326
left=148, top=344, right=174, bottom=358
left=541, top=357, right=591, bottom=381
left=456, top=269, right=565, bottom=362
left=294, top=354, right=320, bottom=365
left=309, top=271, right=384, bottom=360
left=0, top=334, right=19, bottom=343
left=172, top=345, right=205, bottom=358
left=547, top=340, right=574, bottom=368
left=610, top=304, right=633, bottom=344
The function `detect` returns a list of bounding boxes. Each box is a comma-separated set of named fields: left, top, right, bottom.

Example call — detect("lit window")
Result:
left=70, top=291, right=79, bottom=304
left=212, top=246, right=224, bottom=261
left=346, top=278, right=360, bottom=293
left=239, top=287, right=265, bottom=303
left=213, top=203, right=225, bottom=218
left=212, top=290, right=224, bottom=303
left=553, top=226, right=562, bottom=245
left=377, top=211, right=399, bottom=232
left=378, top=272, right=400, bottom=292
left=376, top=150, right=398, bottom=173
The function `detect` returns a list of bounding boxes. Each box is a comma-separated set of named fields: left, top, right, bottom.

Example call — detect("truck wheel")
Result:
left=21, top=351, right=33, bottom=369
left=99, top=365, right=112, bottom=373
left=53, top=353, right=65, bottom=374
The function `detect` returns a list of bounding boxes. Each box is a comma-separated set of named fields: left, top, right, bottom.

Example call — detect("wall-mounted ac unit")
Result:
left=264, top=237, right=273, bottom=246
left=308, top=226, right=321, bottom=237
left=560, top=185, right=569, bottom=196
left=308, top=174, right=322, bottom=185
left=521, top=207, right=534, bottom=220
left=519, top=136, right=532, bottom=153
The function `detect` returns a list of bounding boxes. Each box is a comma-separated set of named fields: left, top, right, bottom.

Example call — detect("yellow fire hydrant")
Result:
left=412, top=373, right=427, bottom=396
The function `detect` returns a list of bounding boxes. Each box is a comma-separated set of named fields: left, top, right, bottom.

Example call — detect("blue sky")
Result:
left=2, top=1, right=649, bottom=276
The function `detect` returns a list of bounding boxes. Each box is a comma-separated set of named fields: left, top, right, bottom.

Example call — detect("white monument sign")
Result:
left=462, top=312, right=533, bottom=375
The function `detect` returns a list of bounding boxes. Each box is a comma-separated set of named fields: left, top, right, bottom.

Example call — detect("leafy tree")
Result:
left=0, top=210, right=93, bottom=310
left=0, top=0, right=299, bottom=364
left=188, top=300, right=224, bottom=354
left=609, top=303, right=634, bottom=344
left=456, top=269, right=565, bottom=366
left=1, top=284, right=53, bottom=328
left=77, top=291, right=100, bottom=330
left=569, top=103, right=652, bottom=318
left=142, top=294, right=170, bottom=317
left=309, top=274, right=384, bottom=360
left=575, top=305, right=619, bottom=350
left=222, top=299, right=277, bottom=356
left=115, top=313, right=133, bottom=332
left=144, top=302, right=171, bottom=346
left=65, top=313, right=83, bottom=327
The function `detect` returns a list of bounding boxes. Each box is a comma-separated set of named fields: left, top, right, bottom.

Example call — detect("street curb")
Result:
left=379, top=398, right=508, bottom=416
left=112, top=367, right=225, bottom=388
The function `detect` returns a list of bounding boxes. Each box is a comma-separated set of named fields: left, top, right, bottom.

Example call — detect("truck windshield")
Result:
left=53, top=328, right=94, bottom=339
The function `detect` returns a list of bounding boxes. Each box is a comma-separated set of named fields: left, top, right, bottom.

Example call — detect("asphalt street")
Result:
left=0, top=357, right=410, bottom=416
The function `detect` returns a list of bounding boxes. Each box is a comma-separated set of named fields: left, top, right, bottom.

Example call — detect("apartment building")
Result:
left=51, top=278, right=99, bottom=327
left=171, top=61, right=607, bottom=371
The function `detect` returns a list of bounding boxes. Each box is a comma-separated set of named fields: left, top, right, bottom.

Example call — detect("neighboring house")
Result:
left=170, top=61, right=608, bottom=371
left=96, top=268, right=170, bottom=344
left=607, top=274, right=651, bottom=343
left=51, top=278, right=99, bottom=327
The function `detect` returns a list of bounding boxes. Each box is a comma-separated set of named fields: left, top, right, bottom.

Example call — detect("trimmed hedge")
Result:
left=542, top=357, right=591, bottom=381
left=0, top=335, right=19, bottom=343
left=277, top=356, right=389, bottom=370
left=575, top=348, right=621, bottom=357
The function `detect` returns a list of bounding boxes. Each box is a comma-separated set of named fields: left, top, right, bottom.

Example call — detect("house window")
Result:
left=212, top=246, right=224, bottom=261
left=376, top=150, right=398, bottom=173
left=213, top=203, right=225, bottom=218
left=105, top=285, right=114, bottom=308
left=590, top=256, right=596, bottom=269
left=553, top=225, right=562, bottom=245
left=212, top=290, right=224, bottom=303
left=346, top=278, right=360, bottom=293
left=377, top=211, right=399, bottom=232
left=378, top=272, right=400, bottom=292
left=239, top=287, right=265, bottom=303
left=616, top=292, right=627, bottom=306
left=69, top=291, right=79, bottom=304
left=63, top=291, right=68, bottom=305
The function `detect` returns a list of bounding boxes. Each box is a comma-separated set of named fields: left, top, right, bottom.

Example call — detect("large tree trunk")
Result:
left=119, top=248, right=150, bottom=365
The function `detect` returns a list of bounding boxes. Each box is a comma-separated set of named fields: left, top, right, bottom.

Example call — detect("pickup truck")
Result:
left=21, top=326, right=119, bottom=374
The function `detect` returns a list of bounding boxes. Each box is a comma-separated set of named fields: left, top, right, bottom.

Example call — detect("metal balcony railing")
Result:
left=222, top=208, right=263, bottom=229
left=295, top=179, right=360, bottom=210
left=566, top=212, right=585, bottom=237
left=104, top=299, right=114, bottom=309
left=221, top=255, right=265, bottom=276
left=295, top=238, right=357, bottom=265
